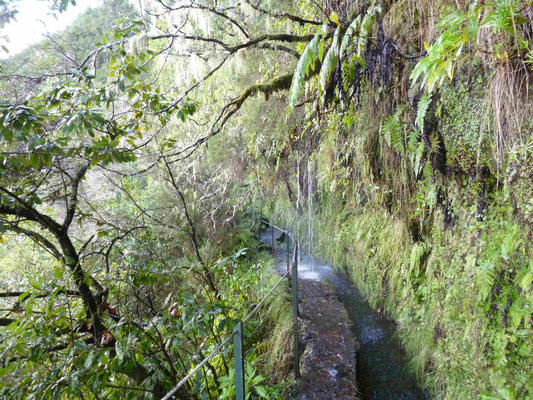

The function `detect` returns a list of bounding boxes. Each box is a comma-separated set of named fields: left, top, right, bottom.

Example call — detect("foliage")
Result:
left=0, top=0, right=302, bottom=398
left=218, top=363, right=282, bottom=400
left=415, top=92, right=432, bottom=134
left=318, top=26, right=340, bottom=104
left=0, top=0, right=531, bottom=399
left=410, top=0, right=531, bottom=92
left=256, top=0, right=532, bottom=394
left=381, top=107, right=425, bottom=177
left=381, top=107, right=404, bottom=153
left=288, top=24, right=326, bottom=109
left=289, top=1, right=382, bottom=109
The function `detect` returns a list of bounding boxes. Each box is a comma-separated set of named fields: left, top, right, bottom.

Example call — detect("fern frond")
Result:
left=477, top=261, right=496, bottom=301
left=407, top=128, right=425, bottom=175
left=407, top=127, right=421, bottom=154
left=414, top=141, right=425, bottom=176
left=358, top=2, right=382, bottom=57
left=319, top=26, right=341, bottom=104
left=409, top=242, right=429, bottom=280
left=340, top=16, right=361, bottom=58
left=380, top=107, right=404, bottom=153
left=416, top=92, right=432, bottom=133
left=288, top=24, right=327, bottom=109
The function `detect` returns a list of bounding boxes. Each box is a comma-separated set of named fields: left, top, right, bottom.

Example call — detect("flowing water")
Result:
left=261, top=228, right=428, bottom=400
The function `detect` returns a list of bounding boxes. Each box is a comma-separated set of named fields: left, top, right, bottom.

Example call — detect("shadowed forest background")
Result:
left=0, top=0, right=531, bottom=399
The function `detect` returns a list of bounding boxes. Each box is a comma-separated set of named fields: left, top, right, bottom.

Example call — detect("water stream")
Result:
left=261, top=228, right=428, bottom=400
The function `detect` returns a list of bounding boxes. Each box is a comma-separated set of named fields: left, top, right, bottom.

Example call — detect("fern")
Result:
left=415, top=92, right=432, bottom=133
left=407, top=127, right=420, bottom=154
left=380, top=107, right=404, bottom=154
left=358, top=2, right=382, bottom=57
left=340, top=15, right=361, bottom=58
left=318, top=26, right=341, bottom=104
left=288, top=24, right=327, bottom=109
left=477, top=261, right=497, bottom=302
left=414, top=141, right=425, bottom=176
left=409, top=242, right=428, bottom=279
left=407, top=128, right=425, bottom=176
left=410, top=1, right=529, bottom=92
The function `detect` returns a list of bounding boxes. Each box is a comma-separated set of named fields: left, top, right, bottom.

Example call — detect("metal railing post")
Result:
left=292, top=241, right=300, bottom=379
left=286, top=226, right=290, bottom=274
left=233, top=322, right=245, bottom=400
left=271, top=226, right=276, bottom=258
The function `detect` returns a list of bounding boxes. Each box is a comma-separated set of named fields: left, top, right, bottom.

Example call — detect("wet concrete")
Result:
left=261, top=227, right=428, bottom=400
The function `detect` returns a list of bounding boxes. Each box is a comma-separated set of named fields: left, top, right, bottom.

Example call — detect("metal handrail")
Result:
left=259, top=219, right=296, bottom=243
left=161, top=220, right=300, bottom=400
left=161, top=335, right=232, bottom=400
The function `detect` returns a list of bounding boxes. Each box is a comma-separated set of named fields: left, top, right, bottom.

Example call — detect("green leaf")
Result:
left=100, top=352, right=109, bottom=366
left=255, top=385, right=267, bottom=398
left=18, top=291, right=31, bottom=301
left=497, top=387, right=516, bottom=400
left=53, top=266, right=63, bottom=279
left=74, top=340, right=89, bottom=351
left=358, top=2, right=381, bottom=57
left=84, top=352, right=94, bottom=369
left=116, top=340, right=124, bottom=360
left=25, top=299, right=33, bottom=316
left=30, top=153, right=40, bottom=169
left=330, top=12, right=339, bottom=25
left=318, top=37, right=326, bottom=61
left=340, top=16, right=361, bottom=58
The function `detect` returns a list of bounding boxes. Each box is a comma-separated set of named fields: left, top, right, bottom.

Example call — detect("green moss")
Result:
left=437, top=68, right=494, bottom=174
left=254, top=12, right=532, bottom=399
left=304, top=194, right=532, bottom=399
left=260, top=143, right=532, bottom=399
left=506, top=145, right=533, bottom=226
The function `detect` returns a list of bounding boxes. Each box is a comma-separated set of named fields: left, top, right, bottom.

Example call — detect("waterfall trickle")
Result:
left=307, top=154, right=314, bottom=272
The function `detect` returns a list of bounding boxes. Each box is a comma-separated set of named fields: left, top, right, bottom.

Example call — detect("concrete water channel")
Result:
left=261, top=227, right=428, bottom=400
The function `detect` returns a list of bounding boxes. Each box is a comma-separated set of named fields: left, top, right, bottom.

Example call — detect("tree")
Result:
left=0, top=1, right=327, bottom=398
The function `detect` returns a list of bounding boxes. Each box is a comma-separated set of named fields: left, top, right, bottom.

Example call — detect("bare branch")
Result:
left=157, top=0, right=250, bottom=39
left=243, top=0, right=321, bottom=26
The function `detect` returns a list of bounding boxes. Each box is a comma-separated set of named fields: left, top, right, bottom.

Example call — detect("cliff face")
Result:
left=259, top=1, right=532, bottom=399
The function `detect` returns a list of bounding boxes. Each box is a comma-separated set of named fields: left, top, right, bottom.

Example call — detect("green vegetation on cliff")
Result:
left=256, top=1, right=532, bottom=399
left=0, top=0, right=531, bottom=399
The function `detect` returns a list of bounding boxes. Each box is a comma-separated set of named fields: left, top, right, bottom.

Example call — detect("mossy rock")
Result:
left=437, top=70, right=494, bottom=174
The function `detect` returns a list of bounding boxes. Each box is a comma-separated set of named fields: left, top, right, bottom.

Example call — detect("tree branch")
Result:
left=0, top=186, right=63, bottom=234
left=0, top=290, right=80, bottom=298
left=0, top=317, right=15, bottom=326
left=63, top=162, right=89, bottom=230
left=162, top=159, right=219, bottom=298
left=243, top=0, right=321, bottom=26
left=151, top=32, right=315, bottom=54
left=157, top=0, right=250, bottom=39
left=2, top=223, right=64, bottom=262
left=165, top=72, right=294, bottom=163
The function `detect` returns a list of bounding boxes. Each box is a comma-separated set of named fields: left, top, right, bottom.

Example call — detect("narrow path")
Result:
left=261, top=227, right=428, bottom=400
left=261, top=228, right=359, bottom=400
